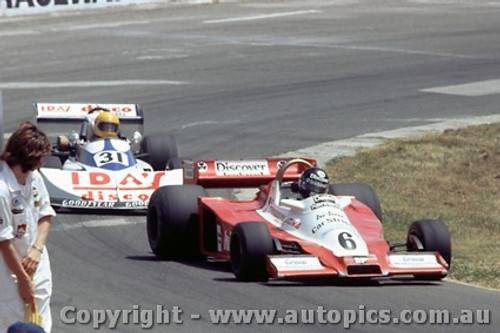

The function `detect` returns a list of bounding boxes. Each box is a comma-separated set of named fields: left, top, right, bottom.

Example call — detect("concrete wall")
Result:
left=0, top=0, right=214, bottom=17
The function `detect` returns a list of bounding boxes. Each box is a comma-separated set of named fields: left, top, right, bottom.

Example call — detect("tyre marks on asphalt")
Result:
left=51, top=217, right=142, bottom=231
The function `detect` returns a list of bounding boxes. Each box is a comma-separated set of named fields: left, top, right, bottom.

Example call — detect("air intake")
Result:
left=347, top=265, right=382, bottom=275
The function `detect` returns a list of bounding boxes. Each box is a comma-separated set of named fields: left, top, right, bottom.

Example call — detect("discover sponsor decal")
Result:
left=215, top=160, right=270, bottom=177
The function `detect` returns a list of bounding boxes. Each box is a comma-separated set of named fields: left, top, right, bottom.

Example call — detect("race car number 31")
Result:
left=94, top=151, right=129, bottom=167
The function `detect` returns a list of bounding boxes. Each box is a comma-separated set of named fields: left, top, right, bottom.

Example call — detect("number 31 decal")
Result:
left=338, top=232, right=357, bottom=250
left=95, top=151, right=129, bottom=166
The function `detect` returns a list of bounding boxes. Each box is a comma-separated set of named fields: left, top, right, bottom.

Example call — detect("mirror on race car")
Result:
left=130, top=131, right=143, bottom=154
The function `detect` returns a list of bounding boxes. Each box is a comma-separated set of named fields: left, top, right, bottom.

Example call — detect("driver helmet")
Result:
left=94, top=111, right=120, bottom=138
left=298, top=167, right=330, bottom=198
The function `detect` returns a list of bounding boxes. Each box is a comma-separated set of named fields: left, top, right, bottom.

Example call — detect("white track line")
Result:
left=203, top=10, right=320, bottom=24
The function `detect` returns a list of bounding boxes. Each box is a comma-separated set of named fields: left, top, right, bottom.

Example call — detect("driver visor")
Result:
left=98, top=122, right=119, bottom=132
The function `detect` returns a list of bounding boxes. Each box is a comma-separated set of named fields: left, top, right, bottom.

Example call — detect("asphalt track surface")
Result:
left=1, top=1, right=499, bottom=332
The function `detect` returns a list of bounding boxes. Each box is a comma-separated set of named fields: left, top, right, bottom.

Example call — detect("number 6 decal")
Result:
left=338, top=232, right=357, bottom=250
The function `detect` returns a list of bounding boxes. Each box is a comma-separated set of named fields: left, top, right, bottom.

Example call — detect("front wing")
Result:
left=266, top=250, right=449, bottom=279
left=40, top=167, right=183, bottom=209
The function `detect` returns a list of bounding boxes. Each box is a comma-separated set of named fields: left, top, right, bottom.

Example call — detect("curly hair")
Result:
left=1, top=122, right=52, bottom=172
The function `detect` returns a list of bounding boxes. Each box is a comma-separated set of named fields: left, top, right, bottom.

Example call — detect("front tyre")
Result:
left=147, top=185, right=207, bottom=260
left=230, top=222, right=274, bottom=282
left=407, top=219, right=452, bottom=280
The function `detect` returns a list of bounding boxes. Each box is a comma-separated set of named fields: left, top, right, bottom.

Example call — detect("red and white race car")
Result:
left=147, top=158, right=451, bottom=281
left=35, top=103, right=183, bottom=210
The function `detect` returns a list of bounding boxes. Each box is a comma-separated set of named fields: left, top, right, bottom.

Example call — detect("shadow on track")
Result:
left=126, top=254, right=442, bottom=288
left=54, top=208, right=146, bottom=216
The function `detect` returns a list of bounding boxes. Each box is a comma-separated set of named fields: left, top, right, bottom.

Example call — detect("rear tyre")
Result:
left=230, top=222, right=274, bottom=282
left=167, top=157, right=183, bottom=170
left=147, top=185, right=207, bottom=260
left=141, top=133, right=178, bottom=171
left=330, top=183, right=383, bottom=222
left=407, top=219, right=451, bottom=280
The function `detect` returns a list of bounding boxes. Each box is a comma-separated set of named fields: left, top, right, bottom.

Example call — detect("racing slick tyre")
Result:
left=407, top=219, right=451, bottom=280
left=141, top=133, right=179, bottom=171
left=230, top=222, right=274, bottom=282
left=147, top=185, right=207, bottom=260
left=167, top=157, right=183, bottom=170
left=42, top=156, right=63, bottom=169
left=329, top=183, right=383, bottom=222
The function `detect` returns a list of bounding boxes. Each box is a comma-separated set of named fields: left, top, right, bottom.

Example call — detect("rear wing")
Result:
left=34, top=103, right=143, bottom=122
left=33, top=103, right=144, bottom=139
left=183, top=158, right=317, bottom=188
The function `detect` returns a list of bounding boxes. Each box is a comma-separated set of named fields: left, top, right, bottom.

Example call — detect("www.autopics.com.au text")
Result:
left=60, top=305, right=491, bottom=329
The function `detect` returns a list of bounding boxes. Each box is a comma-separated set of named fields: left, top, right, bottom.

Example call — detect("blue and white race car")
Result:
left=35, top=103, right=183, bottom=210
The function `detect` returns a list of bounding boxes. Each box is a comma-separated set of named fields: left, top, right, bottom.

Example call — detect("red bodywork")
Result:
left=183, top=158, right=449, bottom=279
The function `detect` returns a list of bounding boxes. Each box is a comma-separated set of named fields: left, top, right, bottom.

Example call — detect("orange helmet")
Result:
left=94, top=112, right=120, bottom=138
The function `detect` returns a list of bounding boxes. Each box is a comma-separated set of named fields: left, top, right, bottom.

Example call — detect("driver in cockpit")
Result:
left=59, top=109, right=122, bottom=171
left=297, top=167, right=330, bottom=199
left=92, top=111, right=120, bottom=139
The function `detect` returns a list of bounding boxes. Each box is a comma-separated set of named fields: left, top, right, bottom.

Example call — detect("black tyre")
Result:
left=230, top=222, right=274, bottom=282
left=407, top=219, right=451, bottom=280
left=147, top=185, right=207, bottom=260
left=42, top=156, right=63, bottom=169
left=167, top=157, right=183, bottom=170
left=141, top=133, right=178, bottom=171
left=330, top=183, right=383, bottom=222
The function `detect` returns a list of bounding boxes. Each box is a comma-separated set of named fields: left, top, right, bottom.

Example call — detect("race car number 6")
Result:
left=338, top=232, right=357, bottom=250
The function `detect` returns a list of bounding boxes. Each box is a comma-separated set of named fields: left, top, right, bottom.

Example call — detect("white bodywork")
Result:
left=257, top=180, right=369, bottom=258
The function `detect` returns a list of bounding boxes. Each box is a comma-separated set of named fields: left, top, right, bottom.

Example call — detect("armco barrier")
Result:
left=0, top=0, right=214, bottom=17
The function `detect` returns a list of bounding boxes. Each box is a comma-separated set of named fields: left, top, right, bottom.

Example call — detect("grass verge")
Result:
left=326, top=122, right=500, bottom=289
